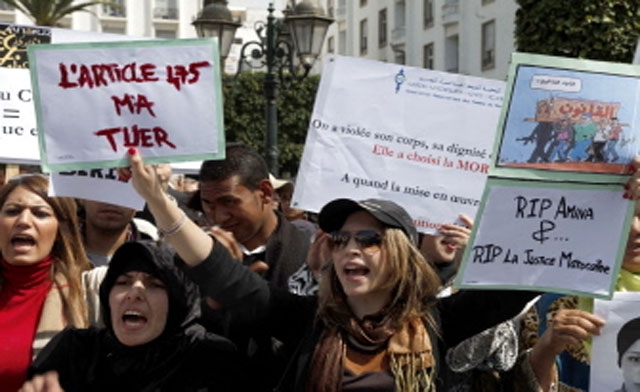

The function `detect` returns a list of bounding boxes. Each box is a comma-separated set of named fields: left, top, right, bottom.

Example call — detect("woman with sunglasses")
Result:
left=121, top=148, right=539, bottom=391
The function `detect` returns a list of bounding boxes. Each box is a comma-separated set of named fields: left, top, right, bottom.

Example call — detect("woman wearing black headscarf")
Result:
left=20, top=240, right=238, bottom=392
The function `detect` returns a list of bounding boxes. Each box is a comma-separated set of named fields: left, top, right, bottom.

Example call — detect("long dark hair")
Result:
left=0, top=174, right=91, bottom=326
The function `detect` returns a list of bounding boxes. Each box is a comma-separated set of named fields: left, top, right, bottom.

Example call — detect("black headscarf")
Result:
left=617, top=317, right=640, bottom=367
left=29, top=240, right=237, bottom=392
left=99, top=240, right=201, bottom=339
left=95, top=240, right=235, bottom=391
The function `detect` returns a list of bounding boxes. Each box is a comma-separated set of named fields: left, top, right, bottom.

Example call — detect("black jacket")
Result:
left=186, top=241, right=539, bottom=391
left=28, top=241, right=239, bottom=392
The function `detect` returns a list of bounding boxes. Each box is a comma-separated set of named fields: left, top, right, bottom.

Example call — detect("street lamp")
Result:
left=193, top=0, right=333, bottom=176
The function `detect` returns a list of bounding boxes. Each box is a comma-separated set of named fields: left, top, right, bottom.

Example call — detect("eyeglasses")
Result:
left=328, top=230, right=384, bottom=250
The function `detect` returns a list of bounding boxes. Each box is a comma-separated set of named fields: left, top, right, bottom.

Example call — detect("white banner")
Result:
left=294, top=55, right=504, bottom=233
left=29, top=38, right=224, bottom=172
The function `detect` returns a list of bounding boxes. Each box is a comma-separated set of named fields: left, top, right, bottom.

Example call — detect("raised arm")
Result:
left=121, top=148, right=213, bottom=265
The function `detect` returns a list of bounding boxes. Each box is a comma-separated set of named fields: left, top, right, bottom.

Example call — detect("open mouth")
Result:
left=344, top=265, right=370, bottom=277
left=122, top=311, right=148, bottom=327
left=11, top=234, right=35, bottom=248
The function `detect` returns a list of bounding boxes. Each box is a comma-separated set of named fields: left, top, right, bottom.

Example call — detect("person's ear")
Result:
left=258, top=178, right=275, bottom=205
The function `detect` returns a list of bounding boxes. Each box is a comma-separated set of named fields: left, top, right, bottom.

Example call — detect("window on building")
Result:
left=102, top=0, right=125, bottom=17
left=155, top=29, right=176, bottom=39
left=327, top=36, right=335, bottom=53
left=153, top=0, right=178, bottom=19
left=338, top=30, right=346, bottom=55
left=423, top=0, right=433, bottom=28
left=378, top=9, right=387, bottom=47
left=102, top=26, right=125, bottom=35
left=481, top=20, right=495, bottom=70
left=445, top=34, right=459, bottom=72
left=360, top=19, right=368, bottom=54
left=360, top=0, right=367, bottom=6
left=482, top=0, right=495, bottom=4
left=395, top=49, right=405, bottom=65
left=0, top=1, right=13, bottom=11
left=423, top=43, right=434, bottom=69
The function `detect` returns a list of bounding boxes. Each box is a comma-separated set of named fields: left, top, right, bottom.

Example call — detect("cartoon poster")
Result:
left=492, top=53, right=640, bottom=183
left=592, top=292, right=640, bottom=391
left=294, top=55, right=504, bottom=233
left=456, top=53, right=637, bottom=298
left=28, top=38, right=225, bottom=172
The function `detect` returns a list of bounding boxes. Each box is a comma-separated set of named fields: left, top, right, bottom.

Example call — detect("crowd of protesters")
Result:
left=0, top=143, right=638, bottom=392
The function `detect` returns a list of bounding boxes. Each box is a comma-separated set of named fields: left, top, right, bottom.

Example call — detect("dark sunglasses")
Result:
left=328, top=230, right=384, bottom=249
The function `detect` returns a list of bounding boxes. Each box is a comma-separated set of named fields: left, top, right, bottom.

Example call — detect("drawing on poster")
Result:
left=497, top=64, right=640, bottom=174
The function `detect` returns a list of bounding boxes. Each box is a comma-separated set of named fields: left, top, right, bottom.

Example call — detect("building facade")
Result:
left=324, top=0, right=518, bottom=80
left=0, top=0, right=291, bottom=74
left=0, top=0, right=518, bottom=79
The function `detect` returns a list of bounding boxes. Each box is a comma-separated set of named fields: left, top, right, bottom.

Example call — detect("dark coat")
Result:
left=28, top=241, right=239, bottom=392
left=186, top=241, right=539, bottom=392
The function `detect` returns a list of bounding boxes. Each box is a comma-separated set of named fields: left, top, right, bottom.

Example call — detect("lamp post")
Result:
left=193, top=0, right=333, bottom=176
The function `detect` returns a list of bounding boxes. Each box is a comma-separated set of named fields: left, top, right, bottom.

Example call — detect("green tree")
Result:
left=222, top=73, right=319, bottom=177
left=515, top=0, right=640, bottom=62
left=1, top=0, right=117, bottom=26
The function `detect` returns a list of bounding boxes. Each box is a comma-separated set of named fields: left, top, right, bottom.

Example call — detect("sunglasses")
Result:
left=328, top=230, right=384, bottom=249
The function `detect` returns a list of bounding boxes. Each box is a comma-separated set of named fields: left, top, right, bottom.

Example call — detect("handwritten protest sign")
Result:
left=294, top=55, right=504, bottom=233
left=49, top=169, right=144, bottom=211
left=457, top=178, right=631, bottom=297
left=0, top=24, right=149, bottom=165
left=28, top=38, right=224, bottom=172
left=592, top=292, right=640, bottom=391
left=456, top=53, right=638, bottom=298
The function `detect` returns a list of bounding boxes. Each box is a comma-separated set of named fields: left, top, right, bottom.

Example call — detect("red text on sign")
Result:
left=58, top=62, right=159, bottom=89
left=95, top=125, right=177, bottom=152
left=111, top=94, right=156, bottom=116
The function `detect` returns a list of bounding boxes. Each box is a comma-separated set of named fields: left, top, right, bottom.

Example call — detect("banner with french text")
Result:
left=456, top=53, right=638, bottom=298
left=294, top=55, right=504, bottom=233
left=0, top=23, right=151, bottom=165
left=28, top=38, right=224, bottom=172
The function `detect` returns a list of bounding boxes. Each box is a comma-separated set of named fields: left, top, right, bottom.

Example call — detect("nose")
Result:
left=15, top=209, right=33, bottom=227
left=212, top=206, right=231, bottom=225
left=344, top=236, right=363, bottom=254
left=125, top=280, right=145, bottom=300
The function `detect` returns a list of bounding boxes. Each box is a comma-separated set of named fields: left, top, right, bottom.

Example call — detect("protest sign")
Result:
left=294, top=55, right=504, bottom=233
left=0, top=23, right=146, bottom=165
left=28, top=38, right=225, bottom=172
left=49, top=169, right=144, bottom=211
left=493, top=53, right=639, bottom=181
left=592, top=292, right=640, bottom=391
left=456, top=53, right=638, bottom=298
left=458, top=178, right=630, bottom=297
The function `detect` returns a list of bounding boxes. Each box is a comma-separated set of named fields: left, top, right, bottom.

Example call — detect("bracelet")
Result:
left=158, top=211, right=187, bottom=238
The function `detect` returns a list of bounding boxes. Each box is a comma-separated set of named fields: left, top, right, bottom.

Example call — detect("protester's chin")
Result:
left=622, top=259, right=640, bottom=273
